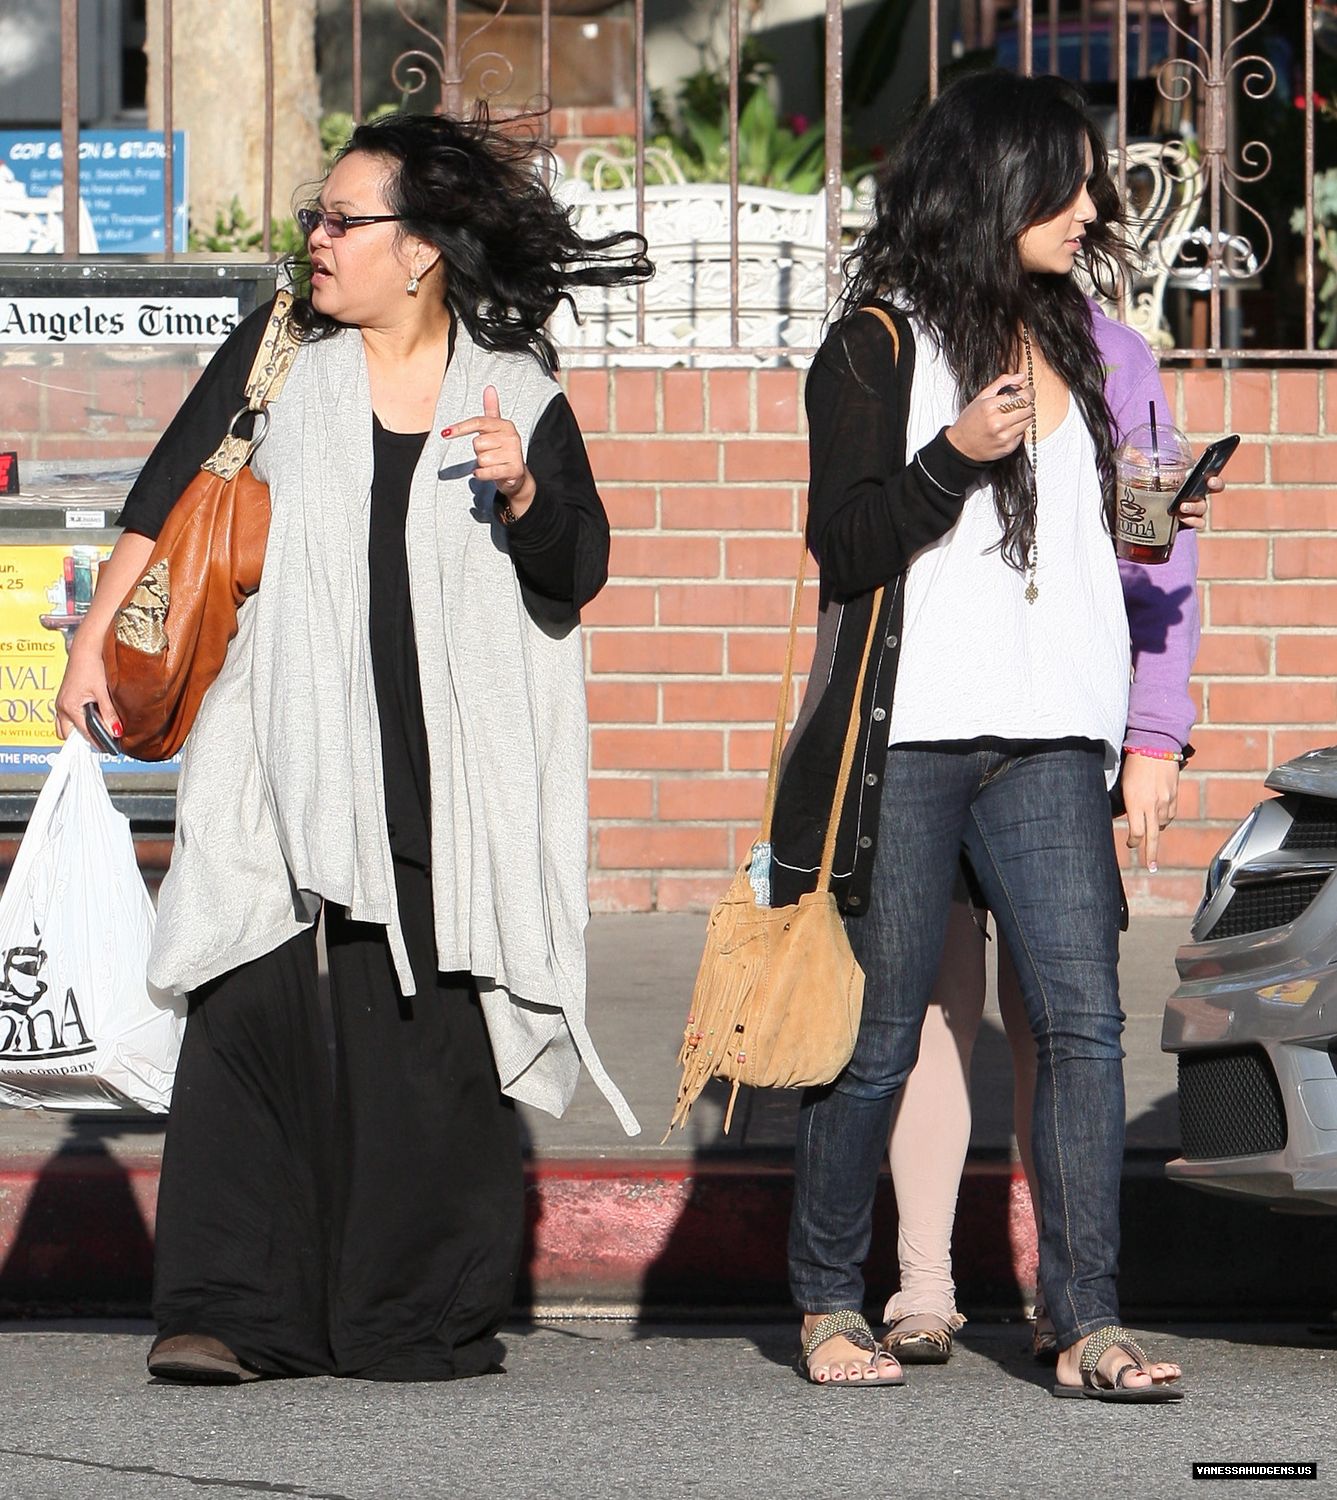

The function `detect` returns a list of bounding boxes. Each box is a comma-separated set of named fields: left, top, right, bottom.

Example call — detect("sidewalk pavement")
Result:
left=2, top=913, right=1335, bottom=1320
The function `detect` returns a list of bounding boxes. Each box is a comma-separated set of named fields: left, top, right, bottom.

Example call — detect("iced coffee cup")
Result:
left=1114, top=420, right=1192, bottom=564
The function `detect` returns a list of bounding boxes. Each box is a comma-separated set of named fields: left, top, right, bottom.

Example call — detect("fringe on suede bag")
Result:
left=666, top=572, right=885, bottom=1138
left=666, top=308, right=899, bottom=1136
left=104, top=291, right=300, bottom=762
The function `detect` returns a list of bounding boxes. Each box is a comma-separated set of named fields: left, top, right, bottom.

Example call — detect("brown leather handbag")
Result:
left=104, top=292, right=300, bottom=761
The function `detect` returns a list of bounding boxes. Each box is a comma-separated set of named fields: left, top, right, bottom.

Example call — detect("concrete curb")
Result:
left=2, top=1152, right=1335, bottom=1319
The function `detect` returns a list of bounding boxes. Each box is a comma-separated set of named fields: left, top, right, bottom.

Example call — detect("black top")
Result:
left=771, top=303, right=990, bottom=911
left=802, top=307, right=989, bottom=602
left=369, top=416, right=433, bottom=865
left=119, top=303, right=611, bottom=869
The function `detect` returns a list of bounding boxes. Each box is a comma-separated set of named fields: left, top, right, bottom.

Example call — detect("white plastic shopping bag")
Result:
left=0, top=734, right=184, bottom=1112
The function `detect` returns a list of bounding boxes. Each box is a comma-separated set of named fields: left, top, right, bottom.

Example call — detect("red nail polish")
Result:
left=440, top=427, right=452, bottom=436
left=112, top=720, right=123, bottom=736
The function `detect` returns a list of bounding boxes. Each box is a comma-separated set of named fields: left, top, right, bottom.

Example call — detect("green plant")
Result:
left=674, top=34, right=774, bottom=125
left=187, top=197, right=305, bottom=257
left=677, top=86, right=829, bottom=192
left=1293, top=168, right=1337, bottom=347
left=319, top=103, right=402, bottom=168
left=607, top=41, right=869, bottom=193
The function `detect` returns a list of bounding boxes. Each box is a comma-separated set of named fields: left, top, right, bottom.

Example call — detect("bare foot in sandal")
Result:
left=800, top=1311, right=905, bottom=1386
left=1054, top=1325, right=1183, bottom=1403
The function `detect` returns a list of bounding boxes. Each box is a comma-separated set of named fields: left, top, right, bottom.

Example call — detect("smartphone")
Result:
left=84, top=703, right=123, bottom=757
left=1168, top=433, right=1240, bottom=514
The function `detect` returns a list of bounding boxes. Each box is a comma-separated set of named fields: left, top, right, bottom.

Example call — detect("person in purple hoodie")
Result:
left=879, top=304, right=1211, bottom=1370
left=771, top=71, right=1209, bottom=1400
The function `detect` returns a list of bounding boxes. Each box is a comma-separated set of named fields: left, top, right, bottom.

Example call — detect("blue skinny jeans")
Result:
left=788, top=739, right=1127, bottom=1348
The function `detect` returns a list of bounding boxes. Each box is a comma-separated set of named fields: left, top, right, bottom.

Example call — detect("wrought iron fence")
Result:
left=49, top=0, right=1333, bottom=363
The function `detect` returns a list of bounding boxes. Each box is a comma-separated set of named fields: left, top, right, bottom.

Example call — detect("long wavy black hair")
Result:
left=842, top=70, right=1132, bottom=571
left=290, top=107, right=652, bottom=372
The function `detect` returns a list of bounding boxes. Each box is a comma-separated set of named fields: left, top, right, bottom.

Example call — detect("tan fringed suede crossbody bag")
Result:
left=665, top=558, right=884, bottom=1135
left=665, top=308, right=900, bottom=1136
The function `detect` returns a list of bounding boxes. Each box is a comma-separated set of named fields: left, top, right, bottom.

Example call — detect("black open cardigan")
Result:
left=768, top=302, right=991, bottom=913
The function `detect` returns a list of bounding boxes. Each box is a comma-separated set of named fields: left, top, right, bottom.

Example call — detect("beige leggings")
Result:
left=883, top=898, right=1042, bottom=1324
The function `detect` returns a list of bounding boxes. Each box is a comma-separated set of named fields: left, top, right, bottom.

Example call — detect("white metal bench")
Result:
left=552, top=138, right=1210, bottom=357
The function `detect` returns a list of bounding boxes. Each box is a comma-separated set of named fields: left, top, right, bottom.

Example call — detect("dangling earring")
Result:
left=406, top=272, right=420, bottom=296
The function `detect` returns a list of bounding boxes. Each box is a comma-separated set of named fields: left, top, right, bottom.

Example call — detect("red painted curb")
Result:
left=519, top=1158, right=1037, bottom=1312
left=2, top=1155, right=1335, bottom=1317
left=0, top=1154, right=1036, bottom=1313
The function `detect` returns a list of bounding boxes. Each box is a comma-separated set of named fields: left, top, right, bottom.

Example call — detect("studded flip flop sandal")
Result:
left=1051, top=1325, right=1185, bottom=1403
left=800, top=1310, right=906, bottom=1387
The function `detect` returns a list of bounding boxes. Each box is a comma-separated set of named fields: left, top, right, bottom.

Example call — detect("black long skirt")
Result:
left=151, top=859, right=525, bottom=1380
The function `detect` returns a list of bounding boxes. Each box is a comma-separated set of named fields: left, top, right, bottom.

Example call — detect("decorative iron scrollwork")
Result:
left=391, top=0, right=516, bottom=114
left=1157, top=0, right=1276, bottom=287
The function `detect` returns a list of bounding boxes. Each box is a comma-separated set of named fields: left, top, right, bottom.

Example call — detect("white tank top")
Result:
left=888, top=321, right=1130, bottom=787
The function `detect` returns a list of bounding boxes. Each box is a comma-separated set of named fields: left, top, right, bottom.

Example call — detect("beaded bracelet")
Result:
left=1123, top=744, right=1184, bottom=763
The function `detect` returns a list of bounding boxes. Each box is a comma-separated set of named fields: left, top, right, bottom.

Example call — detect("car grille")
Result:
left=1280, top=796, right=1337, bottom=850
left=1206, top=875, right=1330, bottom=939
left=1178, top=1046, right=1288, bottom=1160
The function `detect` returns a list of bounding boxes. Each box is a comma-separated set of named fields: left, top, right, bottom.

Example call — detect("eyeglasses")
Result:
left=296, top=207, right=404, bottom=239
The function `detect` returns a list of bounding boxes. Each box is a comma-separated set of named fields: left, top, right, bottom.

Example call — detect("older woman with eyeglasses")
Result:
left=54, top=110, right=650, bottom=1385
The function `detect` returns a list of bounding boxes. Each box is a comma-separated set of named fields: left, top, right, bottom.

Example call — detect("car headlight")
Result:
left=1198, top=805, right=1261, bottom=917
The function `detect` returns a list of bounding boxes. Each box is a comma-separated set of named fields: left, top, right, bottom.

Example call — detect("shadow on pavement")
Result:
left=0, top=1118, right=157, bottom=1317
left=631, top=1024, right=1035, bottom=1364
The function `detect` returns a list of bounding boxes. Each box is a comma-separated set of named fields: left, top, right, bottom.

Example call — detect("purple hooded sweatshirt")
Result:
left=1092, top=300, right=1201, bottom=753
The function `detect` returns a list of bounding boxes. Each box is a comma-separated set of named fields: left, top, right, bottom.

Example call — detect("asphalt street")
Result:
left=0, top=1320, right=1331, bottom=1500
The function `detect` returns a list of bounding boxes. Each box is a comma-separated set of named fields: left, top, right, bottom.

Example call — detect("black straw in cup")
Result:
left=1149, top=400, right=1161, bottom=490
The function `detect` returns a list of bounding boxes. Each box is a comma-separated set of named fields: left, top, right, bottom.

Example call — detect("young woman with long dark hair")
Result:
left=55, top=110, right=650, bottom=1383
left=769, top=70, right=1188, bottom=1401
left=882, top=442, right=1208, bottom=1367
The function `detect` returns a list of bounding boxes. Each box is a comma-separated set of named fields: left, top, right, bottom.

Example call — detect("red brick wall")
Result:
left=2, top=348, right=194, bottom=463
left=10, top=350, right=1334, bottom=916
left=572, top=363, right=1337, bottom=917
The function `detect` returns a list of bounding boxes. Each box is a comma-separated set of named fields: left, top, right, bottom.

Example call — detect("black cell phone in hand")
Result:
left=1168, top=433, right=1240, bottom=515
left=84, top=703, right=123, bottom=757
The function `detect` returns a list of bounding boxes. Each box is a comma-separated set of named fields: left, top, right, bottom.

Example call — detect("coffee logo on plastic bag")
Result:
left=0, top=924, right=94, bottom=1061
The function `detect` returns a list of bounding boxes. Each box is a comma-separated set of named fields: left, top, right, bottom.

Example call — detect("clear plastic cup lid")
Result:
left=1117, top=421, right=1192, bottom=471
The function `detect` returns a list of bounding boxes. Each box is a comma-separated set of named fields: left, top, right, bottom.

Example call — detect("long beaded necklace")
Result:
left=1022, top=324, right=1039, bottom=605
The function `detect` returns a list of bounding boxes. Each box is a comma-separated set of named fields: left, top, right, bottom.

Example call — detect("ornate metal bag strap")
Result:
left=242, top=288, right=300, bottom=409
left=202, top=289, right=301, bottom=480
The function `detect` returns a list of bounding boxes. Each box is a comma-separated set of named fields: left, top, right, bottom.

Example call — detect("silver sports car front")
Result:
left=1162, top=746, right=1337, bottom=1213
